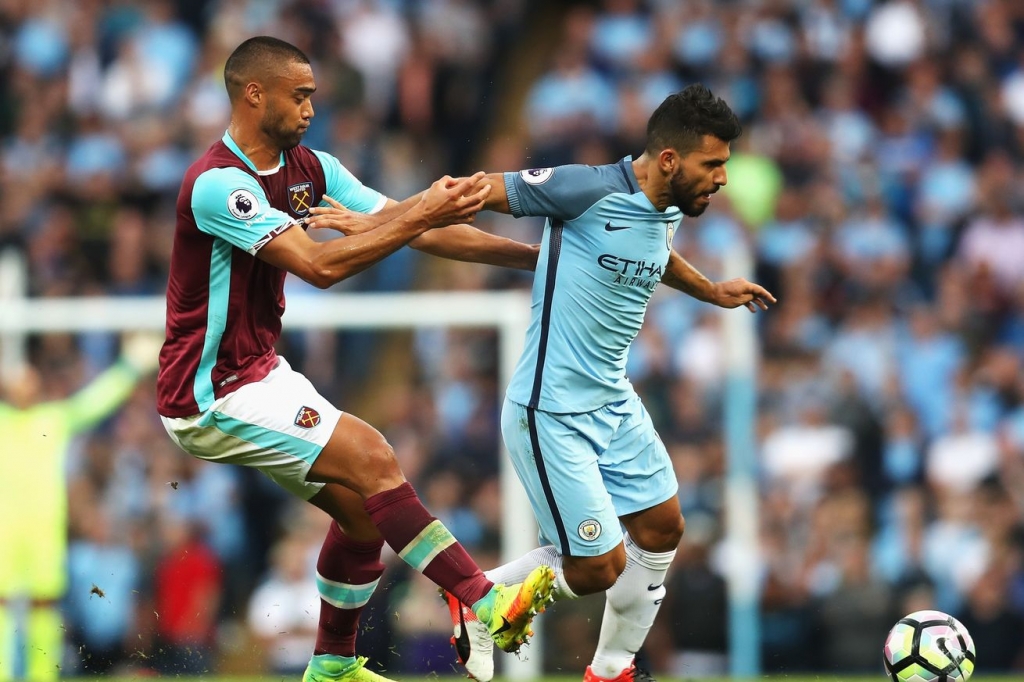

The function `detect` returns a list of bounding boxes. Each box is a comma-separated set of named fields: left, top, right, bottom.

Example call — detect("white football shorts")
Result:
left=161, top=357, right=341, bottom=500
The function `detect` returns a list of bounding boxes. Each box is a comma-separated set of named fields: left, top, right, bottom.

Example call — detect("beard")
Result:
left=680, top=199, right=708, bottom=218
left=671, top=172, right=710, bottom=217
left=277, top=130, right=304, bottom=150
left=261, top=108, right=305, bottom=150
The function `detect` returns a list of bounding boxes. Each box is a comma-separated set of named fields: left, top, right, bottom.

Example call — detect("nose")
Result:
left=715, top=167, right=728, bottom=187
left=304, top=100, right=314, bottom=120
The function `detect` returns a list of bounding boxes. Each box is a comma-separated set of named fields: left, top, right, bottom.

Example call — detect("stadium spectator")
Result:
left=658, top=531, right=728, bottom=677
left=956, top=162, right=1024, bottom=298
left=812, top=532, right=898, bottom=672
left=247, top=533, right=321, bottom=675
left=957, top=563, right=1024, bottom=671
left=64, top=505, right=141, bottom=675
left=148, top=514, right=223, bottom=675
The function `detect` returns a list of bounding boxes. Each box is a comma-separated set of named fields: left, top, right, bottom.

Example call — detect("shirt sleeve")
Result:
left=313, top=150, right=388, bottom=215
left=191, top=167, right=297, bottom=255
left=503, top=165, right=611, bottom=222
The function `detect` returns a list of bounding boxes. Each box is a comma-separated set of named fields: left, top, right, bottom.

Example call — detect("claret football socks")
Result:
left=442, top=563, right=556, bottom=673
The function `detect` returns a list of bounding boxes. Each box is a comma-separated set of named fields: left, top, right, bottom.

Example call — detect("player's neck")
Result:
left=227, top=122, right=282, bottom=172
left=632, top=154, right=671, bottom=212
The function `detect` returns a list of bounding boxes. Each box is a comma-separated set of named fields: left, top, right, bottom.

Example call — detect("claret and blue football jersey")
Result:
left=504, top=158, right=682, bottom=414
left=157, top=132, right=386, bottom=417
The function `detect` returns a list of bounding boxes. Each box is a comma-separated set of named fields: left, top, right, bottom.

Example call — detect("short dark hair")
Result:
left=645, top=84, right=742, bottom=156
left=224, top=36, right=310, bottom=101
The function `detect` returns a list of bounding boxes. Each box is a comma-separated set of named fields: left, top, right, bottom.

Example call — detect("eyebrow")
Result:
left=295, top=85, right=317, bottom=95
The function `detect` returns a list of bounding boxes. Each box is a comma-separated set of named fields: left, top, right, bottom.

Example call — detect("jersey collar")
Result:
left=222, top=131, right=286, bottom=175
left=618, top=156, right=639, bottom=193
left=620, top=155, right=680, bottom=218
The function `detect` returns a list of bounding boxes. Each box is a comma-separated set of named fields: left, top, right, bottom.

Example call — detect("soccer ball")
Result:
left=883, top=610, right=976, bottom=682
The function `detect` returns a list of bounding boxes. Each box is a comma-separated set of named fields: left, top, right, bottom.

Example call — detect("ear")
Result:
left=244, top=81, right=263, bottom=108
left=657, top=148, right=677, bottom=175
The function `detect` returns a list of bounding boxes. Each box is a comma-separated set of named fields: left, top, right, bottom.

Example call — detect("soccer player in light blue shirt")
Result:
left=447, top=85, right=775, bottom=682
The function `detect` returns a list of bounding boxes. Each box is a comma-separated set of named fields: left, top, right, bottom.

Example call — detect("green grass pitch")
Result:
left=54, top=671, right=1015, bottom=675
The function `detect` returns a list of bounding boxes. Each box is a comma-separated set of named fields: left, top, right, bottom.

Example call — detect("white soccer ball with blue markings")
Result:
left=883, top=610, right=976, bottom=682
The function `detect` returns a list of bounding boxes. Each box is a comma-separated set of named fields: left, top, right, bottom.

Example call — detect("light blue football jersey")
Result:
left=505, top=158, right=682, bottom=413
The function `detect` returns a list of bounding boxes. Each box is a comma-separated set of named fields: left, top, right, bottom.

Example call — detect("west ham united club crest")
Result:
left=288, top=181, right=314, bottom=216
left=294, top=406, right=321, bottom=429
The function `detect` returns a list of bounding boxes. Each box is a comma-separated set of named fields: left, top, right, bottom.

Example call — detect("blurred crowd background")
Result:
left=1, top=0, right=1024, bottom=677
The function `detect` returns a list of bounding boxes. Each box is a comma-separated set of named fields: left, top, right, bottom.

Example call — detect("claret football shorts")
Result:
left=161, top=357, right=341, bottom=499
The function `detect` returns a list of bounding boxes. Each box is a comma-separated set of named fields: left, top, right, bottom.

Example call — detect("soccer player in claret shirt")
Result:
left=442, top=86, right=774, bottom=682
left=155, top=36, right=554, bottom=682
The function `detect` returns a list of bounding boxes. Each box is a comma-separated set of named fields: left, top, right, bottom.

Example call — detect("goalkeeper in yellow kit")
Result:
left=0, top=334, right=159, bottom=680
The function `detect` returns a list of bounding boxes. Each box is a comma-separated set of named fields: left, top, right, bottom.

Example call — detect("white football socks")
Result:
left=485, top=544, right=578, bottom=600
left=590, top=533, right=676, bottom=678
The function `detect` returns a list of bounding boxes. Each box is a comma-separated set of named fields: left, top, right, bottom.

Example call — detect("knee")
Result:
left=366, top=438, right=399, bottom=470
left=673, top=513, right=686, bottom=544
left=314, top=431, right=405, bottom=495
left=360, top=440, right=404, bottom=489
left=563, top=550, right=627, bottom=595
left=630, top=514, right=685, bottom=553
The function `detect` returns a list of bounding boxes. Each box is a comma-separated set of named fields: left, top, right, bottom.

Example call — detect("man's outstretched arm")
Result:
left=398, top=174, right=527, bottom=269
left=305, top=175, right=533, bottom=270
left=258, top=175, right=490, bottom=288
left=661, top=249, right=776, bottom=312
left=408, top=224, right=538, bottom=271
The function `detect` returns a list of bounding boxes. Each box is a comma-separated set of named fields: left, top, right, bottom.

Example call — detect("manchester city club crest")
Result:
left=294, top=405, right=321, bottom=428
left=288, top=181, right=314, bottom=216
left=578, top=519, right=602, bottom=541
